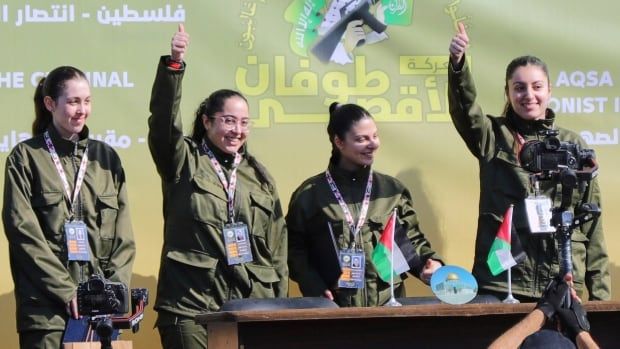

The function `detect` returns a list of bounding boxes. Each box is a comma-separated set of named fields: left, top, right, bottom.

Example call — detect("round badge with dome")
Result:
left=430, top=265, right=478, bottom=305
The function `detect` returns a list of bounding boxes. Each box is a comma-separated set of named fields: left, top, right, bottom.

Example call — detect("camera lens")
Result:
left=88, top=277, right=105, bottom=292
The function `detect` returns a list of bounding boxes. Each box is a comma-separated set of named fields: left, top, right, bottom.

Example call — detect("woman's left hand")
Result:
left=419, top=258, right=442, bottom=284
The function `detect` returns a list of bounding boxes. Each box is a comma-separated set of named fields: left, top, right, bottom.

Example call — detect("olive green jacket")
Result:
left=287, top=162, right=441, bottom=307
left=148, top=57, right=288, bottom=322
left=448, top=60, right=610, bottom=300
left=2, top=125, right=135, bottom=331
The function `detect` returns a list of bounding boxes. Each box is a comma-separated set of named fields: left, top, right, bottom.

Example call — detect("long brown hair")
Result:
left=32, top=66, right=88, bottom=135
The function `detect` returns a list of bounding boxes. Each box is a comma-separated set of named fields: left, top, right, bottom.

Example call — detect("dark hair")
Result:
left=189, top=89, right=273, bottom=187
left=502, top=55, right=550, bottom=116
left=327, top=102, right=373, bottom=164
left=32, top=66, right=88, bottom=135
left=190, top=89, right=248, bottom=143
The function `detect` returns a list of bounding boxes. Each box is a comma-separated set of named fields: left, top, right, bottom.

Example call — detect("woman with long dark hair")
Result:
left=3, top=66, right=135, bottom=348
left=287, top=102, right=442, bottom=307
left=448, top=23, right=609, bottom=302
left=148, top=25, right=287, bottom=348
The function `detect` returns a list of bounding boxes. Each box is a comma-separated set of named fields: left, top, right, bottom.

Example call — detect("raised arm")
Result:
left=447, top=23, right=496, bottom=160
left=147, top=24, right=191, bottom=181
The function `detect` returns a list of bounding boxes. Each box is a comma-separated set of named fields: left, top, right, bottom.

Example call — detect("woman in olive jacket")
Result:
left=2, top=66, right=135, bottom=349
left=148, top=25, right=287, bottom=348
left=287, top=102, right=442, bottom=307
left=448, top=23, right=610, bottom=301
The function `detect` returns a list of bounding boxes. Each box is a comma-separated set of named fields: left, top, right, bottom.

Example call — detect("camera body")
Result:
left=77, top=274, right=129, bottom=316
left=519, top=129, right=595, bottom=174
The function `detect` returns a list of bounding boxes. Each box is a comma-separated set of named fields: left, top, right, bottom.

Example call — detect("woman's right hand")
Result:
left=323, top=289, right=334, bottom=301
left=66, top=295, right=79, bottom=320
left=449, top=22, right=469, bottom=67
left=171, top=23, right=190, bottom=62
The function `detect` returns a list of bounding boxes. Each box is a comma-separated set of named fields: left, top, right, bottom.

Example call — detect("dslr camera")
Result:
left=77, top=274, right=129, bottom=316
left=519, top=129, right=596, bottom=174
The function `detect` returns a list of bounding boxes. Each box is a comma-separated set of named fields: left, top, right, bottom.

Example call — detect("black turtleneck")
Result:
left=505, top=107, right=555, bottom=137
left=328, top=159, right=372, bottom=184
left=203, top=136, right=245, bottom=170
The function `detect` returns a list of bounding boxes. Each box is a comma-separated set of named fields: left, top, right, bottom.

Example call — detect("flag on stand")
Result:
left=372, top=211, right=420, bottom=282
left=487, top=205, right=526, bottom=276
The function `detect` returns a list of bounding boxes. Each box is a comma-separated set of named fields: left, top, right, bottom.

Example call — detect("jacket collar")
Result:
left=506, top=107, right=555, bottom=136
left=327, top=159, right=371, bottom=183
left=45, top=124, right=90, bottom=153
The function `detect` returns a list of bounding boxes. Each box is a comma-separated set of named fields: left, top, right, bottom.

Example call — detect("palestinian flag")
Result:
left=487, top=205, right=526, bottom=276
left=372, top=211, right=421, bottom=282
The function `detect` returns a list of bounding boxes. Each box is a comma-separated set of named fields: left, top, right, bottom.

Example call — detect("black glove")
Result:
left=536, top=277, right=569, bottom=319
left=556, top=300, right=591, bottom=342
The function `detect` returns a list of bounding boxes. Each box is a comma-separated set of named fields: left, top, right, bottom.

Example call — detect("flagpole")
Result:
left=385, top=209, right=402, bottom=307
left=503, top=205, right=519, bottom=304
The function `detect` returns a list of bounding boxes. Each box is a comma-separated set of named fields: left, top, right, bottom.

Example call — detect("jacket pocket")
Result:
left=166, top=248, right=219, bottom=269
left=97, top=194, right=118, bottom=239
left=245, top=263, right=279, bottom=298
left=163, top=248, right=219, bottom=310
left=32, top=191, right=64, bottom=244
left=570, top=228, right=588, bottom=290
left=190, top=174, right=227, bottom=225
left=249, top=191, right=273, bottom=238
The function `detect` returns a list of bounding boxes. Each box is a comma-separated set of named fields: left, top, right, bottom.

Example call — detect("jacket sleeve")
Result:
left=286, top=187, right=330, bottom=296
left=580, top=178, right=611, bottom=300
left=400, top=187, right=443, bottom=278
left=148, top=55, right=187, bottom=181
left=2, top=149, right=76, bottom=304
left=102, top=162, right=135, bottom=287
left=447, top=58, right=496, bottom=161
left=269, top=190, right=289, bottom=297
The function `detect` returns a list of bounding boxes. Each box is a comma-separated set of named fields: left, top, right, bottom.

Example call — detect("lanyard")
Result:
left=202, top=141, right=242, bottom=223
left=44, top=131, right=89, bottom=218
left=325, top=169, right=373, bottom=249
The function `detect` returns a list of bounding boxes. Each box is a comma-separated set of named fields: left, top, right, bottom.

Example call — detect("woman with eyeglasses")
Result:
left=148, top=25, right=288, bottom=348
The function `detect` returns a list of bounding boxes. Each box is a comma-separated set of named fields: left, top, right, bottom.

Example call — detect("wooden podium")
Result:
left=196, top=301, right=620, bottom=349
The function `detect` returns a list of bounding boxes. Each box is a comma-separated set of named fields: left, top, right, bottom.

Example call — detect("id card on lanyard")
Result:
left=325, top=169, right=372, bottom=289
left=203, top=141, right=254, bottom=265
left=338, top=249, right=366, bottom=289
left=45, top=131, right=91, bottom=261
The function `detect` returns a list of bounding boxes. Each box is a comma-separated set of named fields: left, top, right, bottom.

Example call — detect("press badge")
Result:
left=338, top=249, right=365, bottom=289
left=65, top=220, right=90, bottom=261
left=525, top=196, right=556, bottom=233
left=223, top=222, right=253, bottom=265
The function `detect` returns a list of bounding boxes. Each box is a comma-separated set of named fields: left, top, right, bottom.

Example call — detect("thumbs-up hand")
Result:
left=171, top=23, right=190, bottom=62
left=449, top=22, right=469, bottom=67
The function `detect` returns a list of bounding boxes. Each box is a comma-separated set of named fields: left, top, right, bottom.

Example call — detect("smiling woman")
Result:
left=286, top=102, right=443, bottom=307
left=447, top=23, right=610, bottom=302
left=2, top=65, right=135, bottom=349
left=147, top=25, right=288, bottom=349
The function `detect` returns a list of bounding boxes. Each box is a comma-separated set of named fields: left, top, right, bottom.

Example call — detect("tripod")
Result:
left=535, top=166, right=600, bottom=306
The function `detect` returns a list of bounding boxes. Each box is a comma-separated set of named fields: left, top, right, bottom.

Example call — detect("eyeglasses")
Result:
left=213, top=115, right=252, bottom=131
